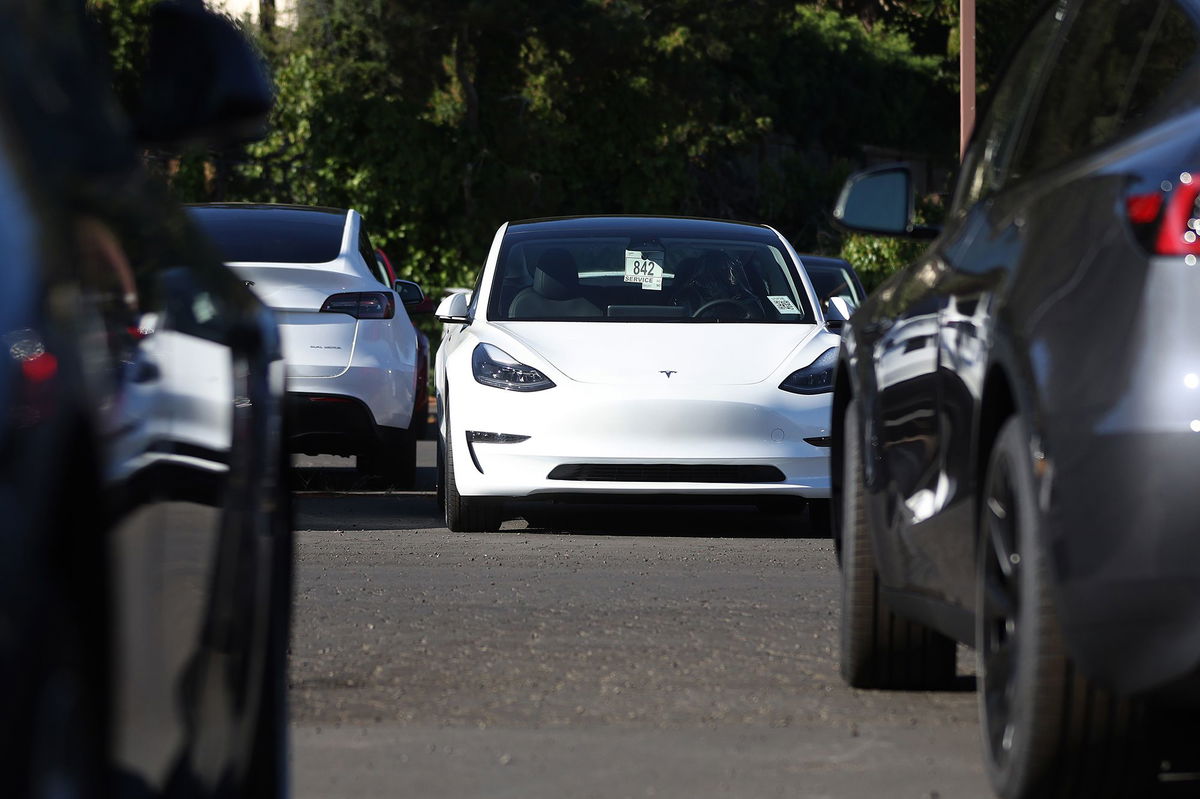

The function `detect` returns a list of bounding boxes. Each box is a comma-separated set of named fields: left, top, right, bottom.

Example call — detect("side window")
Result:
left=358, top=227, right=386, bottom=286
left=953, top=1, right=1068, bottom=213
left=374, top=252, right=391, bottom=285
left=1012, top=0, right=1199, bottom=179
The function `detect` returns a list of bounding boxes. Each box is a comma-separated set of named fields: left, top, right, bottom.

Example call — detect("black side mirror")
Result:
left=824, top=296, right=853, bottom=332
left=134, top=0, right=273, bottom=146
left=394, top=279, right=427, bottom=307
left=833, top=163, right=938, bottom=239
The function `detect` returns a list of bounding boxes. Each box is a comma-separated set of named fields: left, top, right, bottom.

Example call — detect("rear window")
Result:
left=1011, top=0, right=1200, bottom=180
left=489, top=227, right=813, bottom=323
left=189, top=207, right=346, bottom=263
left=804, top=263, right=863, bottom=308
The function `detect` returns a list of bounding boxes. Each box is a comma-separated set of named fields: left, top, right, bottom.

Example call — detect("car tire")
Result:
left=435, top=434, right=446, bottom=512
left=807, top=499, right=831, bottom=536
left=976, top=417, right=1152, bottom=799
left=839, top=398, right=956, bottom=690
left=358, top=423, right=418, bottom=489
left=444, top=415, right=503, bottom=532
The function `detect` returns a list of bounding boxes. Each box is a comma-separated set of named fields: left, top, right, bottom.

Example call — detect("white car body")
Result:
left=435, top=216, right=841, bottom=529
left=189, top=204, right=421, bottom=474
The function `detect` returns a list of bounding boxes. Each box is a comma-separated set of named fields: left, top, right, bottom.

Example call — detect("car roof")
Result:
left=187, top=202, right=348, bottom=217
left=796, top=254, right=854, bottom=271
left=506, top=215, right=779, bottom=241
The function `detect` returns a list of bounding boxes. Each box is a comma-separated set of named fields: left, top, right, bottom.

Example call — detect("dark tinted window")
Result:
left=358, top=228, right=386, bottom=286
left=489, top=223, right=812, bottom=323
left=1012, top=0, right=1200, bottom=178
left=954, top=2, right=1067, bottom=211
left=188, top=207, right=346, bottom=263
left=804, top=262, right=863, bottom=307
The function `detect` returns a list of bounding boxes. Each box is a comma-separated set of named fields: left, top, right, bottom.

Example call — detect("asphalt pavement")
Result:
left=289, top=442, right=990, bottom=798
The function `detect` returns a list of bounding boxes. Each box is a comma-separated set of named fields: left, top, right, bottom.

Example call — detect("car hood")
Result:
left=490, top=321, right=822, bottom=386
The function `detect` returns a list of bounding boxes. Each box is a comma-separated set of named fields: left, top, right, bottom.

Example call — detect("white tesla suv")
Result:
left=190, top=203, right=425, bottom=484
left=435, top=215, right=844, bottom=531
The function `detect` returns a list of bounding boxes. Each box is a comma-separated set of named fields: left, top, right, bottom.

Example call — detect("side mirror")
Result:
left=833, top=163, right=937, bottom=239
left=825, top=296, right=854, bottom=329
left=394, top=279, right=426, bottom=307
left=134, top=1, right=274, bottom=146
left=436, top=291, right=471, bottom=323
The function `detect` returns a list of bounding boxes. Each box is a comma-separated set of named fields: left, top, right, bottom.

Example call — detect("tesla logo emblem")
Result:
left=243, top=280, right=255, bottom=287
left=660, top=370, right=677, bottom=378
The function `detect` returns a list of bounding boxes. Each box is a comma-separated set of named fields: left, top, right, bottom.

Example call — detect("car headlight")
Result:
left=471, top=343, right=555, bottom=391
left=779, top=348, right=837, bottom=394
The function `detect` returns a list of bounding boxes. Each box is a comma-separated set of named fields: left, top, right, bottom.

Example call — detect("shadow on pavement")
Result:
left=290, top=464, right=437, bottom=493
left=294, top=492, right=442, bottom=532
left=511, top=499, right=831, bottom=540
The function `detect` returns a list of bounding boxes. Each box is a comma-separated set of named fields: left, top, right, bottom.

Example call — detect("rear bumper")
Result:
left=1032, top=252, right=1200, bottom=701
left=277, top=310, right=418, bottom=431
left=287, top=392, right=386, bottom=456
left=288, top=366, right=413, bottom=430
left=1049, top=429, right=1200, bottom=701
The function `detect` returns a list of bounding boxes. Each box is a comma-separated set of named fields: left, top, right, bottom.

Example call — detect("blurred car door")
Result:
left=0, top=2, right=291, bottom=796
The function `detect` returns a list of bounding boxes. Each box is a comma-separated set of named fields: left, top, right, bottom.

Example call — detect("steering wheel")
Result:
left=691, top=298, right=762, bottom=319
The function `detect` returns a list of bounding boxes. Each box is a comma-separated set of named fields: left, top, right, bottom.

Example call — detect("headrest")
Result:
left=533, top=248, right=579, bottom=300
left=673, top=256, right=702, bottom=284
left=698, top=250, right=732, bottom=281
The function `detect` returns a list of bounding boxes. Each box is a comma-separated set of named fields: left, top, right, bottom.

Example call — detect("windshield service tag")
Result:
left=624, top=250, right=664, bottom=291
left=768, top=295, right=800, bottom=314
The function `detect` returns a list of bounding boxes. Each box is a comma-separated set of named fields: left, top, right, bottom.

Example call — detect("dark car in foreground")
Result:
left=0, top=2, right=291, bottom=795
left=831, top=0, right=1200, bottom=795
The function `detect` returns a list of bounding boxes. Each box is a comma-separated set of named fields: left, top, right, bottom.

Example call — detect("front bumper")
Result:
left=446, top=377, right=831, bottom=499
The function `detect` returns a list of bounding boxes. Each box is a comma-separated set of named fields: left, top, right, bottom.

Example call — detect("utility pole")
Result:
left=260, top=0, right=275, bottom=38
left=961, top=0, right=976, bottom=160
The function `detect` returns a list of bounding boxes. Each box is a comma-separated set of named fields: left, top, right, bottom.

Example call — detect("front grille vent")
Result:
left=546, top=464, right=786, bottom=483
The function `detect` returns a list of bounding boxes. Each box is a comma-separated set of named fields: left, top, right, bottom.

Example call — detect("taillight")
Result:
left=320, top=291, right=395, bottom=319
left=1126, top=173, right=1200, bottom=256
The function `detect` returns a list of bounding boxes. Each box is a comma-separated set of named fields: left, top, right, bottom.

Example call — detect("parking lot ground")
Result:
left=289, top=443, right=989, bottom=799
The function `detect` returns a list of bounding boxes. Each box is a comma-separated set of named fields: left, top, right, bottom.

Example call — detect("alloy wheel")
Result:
left=980, top=452, right=1021, bottom=771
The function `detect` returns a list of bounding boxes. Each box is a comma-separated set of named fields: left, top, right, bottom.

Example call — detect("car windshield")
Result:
left=489, top=225, right=813, bottom=323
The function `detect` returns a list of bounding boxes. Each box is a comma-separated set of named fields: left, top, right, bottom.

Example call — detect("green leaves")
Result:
left=96, top=0, right=973, bottom=291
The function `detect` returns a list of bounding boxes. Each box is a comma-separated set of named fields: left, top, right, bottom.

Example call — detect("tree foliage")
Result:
left=231, top=0, right=957, bottom=287
left=92, top=0, right=1044, bottom=290
left=88, top=0, right=157, bottom=109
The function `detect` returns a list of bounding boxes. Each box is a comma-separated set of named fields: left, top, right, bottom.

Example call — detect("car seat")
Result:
left=507, top=248, right=601, bottom=318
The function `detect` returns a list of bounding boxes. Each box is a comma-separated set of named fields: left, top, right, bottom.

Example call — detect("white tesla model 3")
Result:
left=190, top=203, right=426, bottom=484
left=434, top=216, right=843, bottom=531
